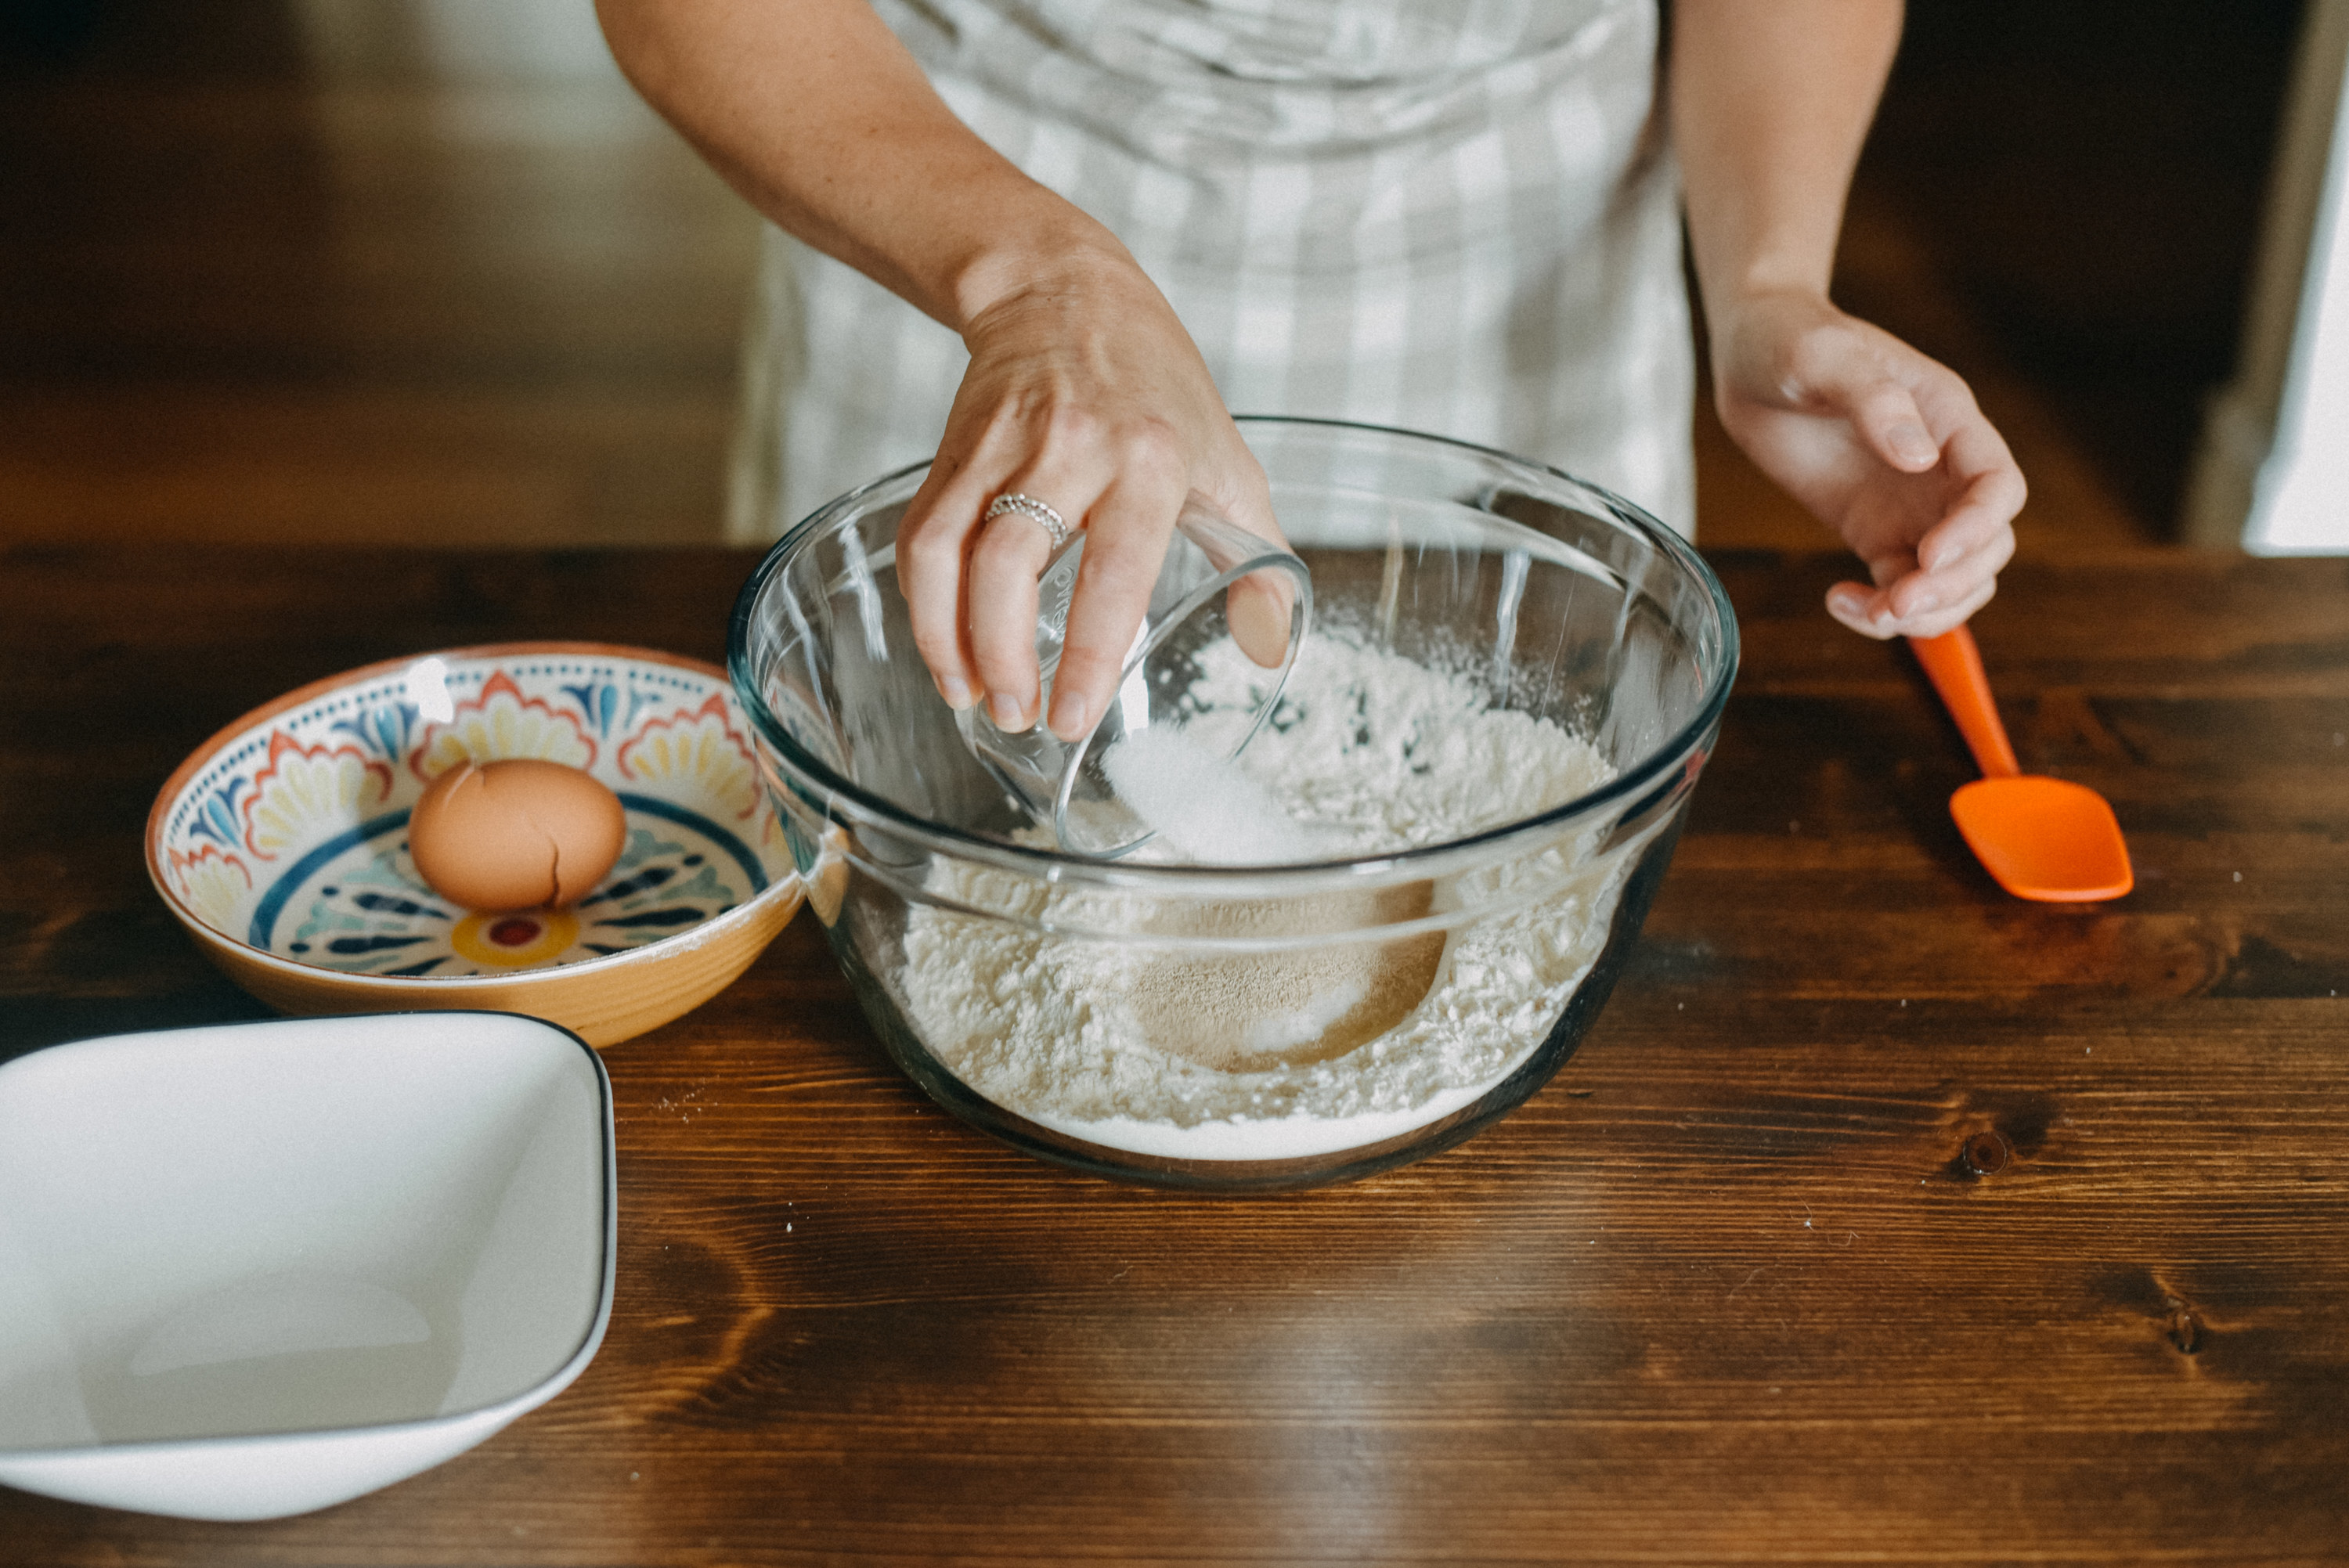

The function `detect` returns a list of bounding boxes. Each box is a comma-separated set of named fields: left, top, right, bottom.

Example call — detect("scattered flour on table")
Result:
left=898, top=629, right=1627, bottom=1159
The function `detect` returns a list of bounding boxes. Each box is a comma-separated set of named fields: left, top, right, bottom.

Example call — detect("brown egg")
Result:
left=408, top=759, right=628, bottom=911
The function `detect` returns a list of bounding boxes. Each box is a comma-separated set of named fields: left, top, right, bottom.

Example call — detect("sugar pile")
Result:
left=896, top=628, right=1629, bottom=1160
left=1097, top=724, right=1337, bottom=865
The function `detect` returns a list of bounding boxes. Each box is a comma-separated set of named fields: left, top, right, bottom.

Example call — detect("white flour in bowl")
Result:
left=897, top=630, right=1628, bottom=1160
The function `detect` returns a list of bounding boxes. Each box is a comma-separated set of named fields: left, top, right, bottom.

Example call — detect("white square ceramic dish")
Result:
left=0, top=1012, right=615, bottom=1521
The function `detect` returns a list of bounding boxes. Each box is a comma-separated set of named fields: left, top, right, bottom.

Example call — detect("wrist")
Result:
left=1707, top=277, right=1840, bottom=358
left=1683, top=179, right=1842, bottom=341
left=1701, top=265, right=1831, bottom=341
left=947, top=209, right=1139, bottom=333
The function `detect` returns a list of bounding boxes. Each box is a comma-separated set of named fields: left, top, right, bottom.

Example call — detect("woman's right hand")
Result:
left=595, top=0, right=1282, bottom=739
left=895, top=236, right=1290, bottom=745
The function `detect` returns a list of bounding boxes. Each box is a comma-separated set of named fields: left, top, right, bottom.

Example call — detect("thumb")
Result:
left=1781, top=319, right=1939, bottom=470
left=1839, top=377, right=1939, bottom=473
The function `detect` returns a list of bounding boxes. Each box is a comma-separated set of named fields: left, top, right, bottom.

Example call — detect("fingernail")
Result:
left=1907, top=590, right=1940, bottom=615
left=988, top=691, right=1027, bottom=732
left=1047, top=686, right=1088, bottom=741
left=939, top=674, right=972, bottom=710
left=1891, top=425, right=1936, bottom=466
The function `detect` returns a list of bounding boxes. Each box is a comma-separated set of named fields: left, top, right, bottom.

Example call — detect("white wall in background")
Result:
left=2186, top=0, right=2349, bottom=553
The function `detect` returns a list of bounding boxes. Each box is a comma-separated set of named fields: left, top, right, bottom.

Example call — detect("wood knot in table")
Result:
left=2092, top=1268, right=2216, bottom=1363
left=2164, top=1294, right=2205, bottom=1356
left=1939, top=1088, right=2058, bottom=1181
left=1958, top=1130, right=2009, bottom=1176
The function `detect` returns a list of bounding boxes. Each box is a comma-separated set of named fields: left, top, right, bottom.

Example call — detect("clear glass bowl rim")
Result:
left=726, top=415, right=1740, bottom=891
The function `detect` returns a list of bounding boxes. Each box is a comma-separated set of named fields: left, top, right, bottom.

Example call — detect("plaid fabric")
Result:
left=727, top=0, right=1694, bottom=539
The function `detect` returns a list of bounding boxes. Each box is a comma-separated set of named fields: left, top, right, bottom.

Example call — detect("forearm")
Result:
left=596, top=0, right=1124, bottom=330
left=1669, top=0, right=1903, bottom=332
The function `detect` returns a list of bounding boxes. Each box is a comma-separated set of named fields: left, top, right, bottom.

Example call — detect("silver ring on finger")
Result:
left=983, top=492, right=1072, bottom=552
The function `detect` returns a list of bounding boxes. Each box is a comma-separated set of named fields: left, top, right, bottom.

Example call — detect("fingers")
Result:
left=964, top=504, right=1060, bottom=731
left=1914, top=476, right=2019, bottom=596
left=1716, top=292, right=2030, bottom=644
left=972, top=432, right=1126, bottom=734
left=900, top=434, right=1237, bottom=741
left=1828, top=466, right=2014, bottom=640
left=1046, top=470, right=1184, bottom=741
left=1227, top=570, right=1296, bottom=668
left=895, top=459, right=985, bottom=712
left=893, top=248, right=1260, bottom=734
left=1201, top=470, right=1286, bottom=553
left=1846, top=379, right=1939, bottom=473
left=1916, top=415, right=2026, bottom=568
left=1826, top=548, right=2007, bottom=640
left=1189, top=475, right=1294, bottom=669
left=1826, top=341, right=2023, bottom=642
left=897, top=412, right=1107, bottom=728
left=1828, top=572, right=1996, bottom=640
left=1793, top=324, right=1947, bottom=478
left=1840, top=402, right=2022, bottom=640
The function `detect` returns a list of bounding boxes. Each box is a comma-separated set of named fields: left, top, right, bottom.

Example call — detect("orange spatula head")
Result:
left=1911, top=628, right=2134, bottom=903
left=1949, top=775, right=2133, bottom=902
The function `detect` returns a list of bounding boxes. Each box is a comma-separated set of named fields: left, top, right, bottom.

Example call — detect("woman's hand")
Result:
left=1672, top=1, right=2022, bottom=637
left=895, top=240, right=1288, bottom=743
left=1710, top=287, right=2024, bottom=640
left=594, top=1, right=1284, bottom=741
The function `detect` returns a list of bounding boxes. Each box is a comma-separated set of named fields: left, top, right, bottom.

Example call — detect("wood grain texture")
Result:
left=2, top=543, right=2345, bottom=1566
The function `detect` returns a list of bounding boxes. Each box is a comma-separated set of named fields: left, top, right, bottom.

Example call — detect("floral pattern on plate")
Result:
left=154, top=647, right=795, bottom=979
left=410, top=669, right=600, bottom=780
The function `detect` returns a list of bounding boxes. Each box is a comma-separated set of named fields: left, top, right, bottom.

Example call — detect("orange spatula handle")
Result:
left=1909, top=625, right=2021, bottom=779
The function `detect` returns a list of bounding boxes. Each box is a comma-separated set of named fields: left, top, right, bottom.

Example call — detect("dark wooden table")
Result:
left=5, top=542, right=2347, bottom=1566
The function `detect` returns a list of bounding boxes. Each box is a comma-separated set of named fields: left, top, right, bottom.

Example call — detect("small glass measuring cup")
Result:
left=955, top=495, right=1313, bottom=860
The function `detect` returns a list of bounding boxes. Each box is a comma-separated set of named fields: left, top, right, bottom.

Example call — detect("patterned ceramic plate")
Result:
left=147, top=644, right=803, bottom=1046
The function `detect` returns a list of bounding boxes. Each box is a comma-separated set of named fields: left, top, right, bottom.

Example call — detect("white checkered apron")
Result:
left=728, top=0, right=1694, bottom=539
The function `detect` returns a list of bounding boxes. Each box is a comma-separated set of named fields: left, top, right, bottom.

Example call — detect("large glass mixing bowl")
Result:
left=728, top=418, right=1737, bottom=1190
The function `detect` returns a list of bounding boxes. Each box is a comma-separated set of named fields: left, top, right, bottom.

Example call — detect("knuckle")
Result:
left=969, top=633, right=1036, bottom=687
left=1781, top=331, right=1836, bottom=389
left=909, top=622, right=963, bottom=670
left=1052, top=644, right=1120, bottom=694
left=1863, top=383, right=1914, bottom=420
left=962, top=633, right=1018, bottom=679
left=972, top=518, right=1048, bottom=572
left=1080, top=546, right=1161, bottom=604
left=1041, top=402, right=1106, bottom=451
left=967, top=635, right=1022, bottom=679
left=983, top=394, right=1046, bottom=445
left=1117, top=418, right=1185, bottom=480
left=965, top=576, right=1037, bottom=636
left=897, top=517, right=961, bottom=570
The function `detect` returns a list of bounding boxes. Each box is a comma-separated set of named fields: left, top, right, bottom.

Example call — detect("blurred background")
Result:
left=0, top=0, right=2320, bottom=554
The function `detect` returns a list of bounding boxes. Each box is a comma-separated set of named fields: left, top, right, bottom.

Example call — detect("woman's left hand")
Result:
left=1710, top=287, right=2025, bottom=640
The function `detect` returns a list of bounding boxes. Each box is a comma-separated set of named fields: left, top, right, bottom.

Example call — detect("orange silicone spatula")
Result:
left=1909, top=625, right=2133, bottom=902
